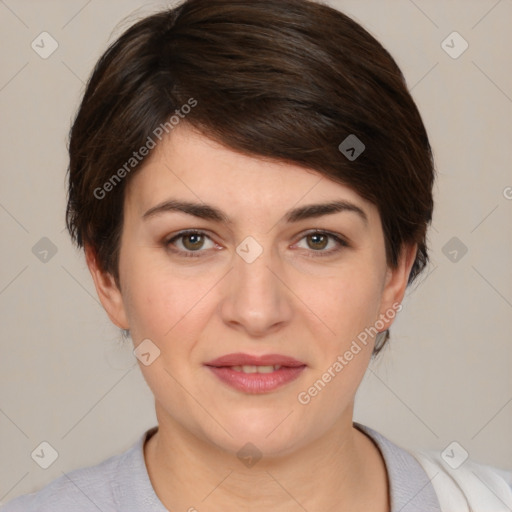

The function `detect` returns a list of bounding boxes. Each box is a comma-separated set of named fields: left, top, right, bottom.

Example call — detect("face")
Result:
left=88, top=123, right=415, bottom=457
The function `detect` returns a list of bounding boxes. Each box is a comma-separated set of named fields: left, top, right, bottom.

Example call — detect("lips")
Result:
left=205, top=353, right=306, bottom=368
left=205, top=353, right=306, bottom=394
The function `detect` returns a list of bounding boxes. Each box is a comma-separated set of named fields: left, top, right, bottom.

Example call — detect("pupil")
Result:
left=310, top=234, right=326, bottom=250
left=186, top=234, right=202, bottom=249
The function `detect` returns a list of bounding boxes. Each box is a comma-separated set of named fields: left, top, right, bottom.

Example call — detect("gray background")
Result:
left=1, top=0, right=511, bottom=503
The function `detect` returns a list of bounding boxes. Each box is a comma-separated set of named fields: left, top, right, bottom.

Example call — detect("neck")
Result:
left=143, top=403, right=389, bottom=511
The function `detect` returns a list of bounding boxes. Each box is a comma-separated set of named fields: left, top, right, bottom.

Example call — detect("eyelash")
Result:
left=164, top=229, right=349, bottom=259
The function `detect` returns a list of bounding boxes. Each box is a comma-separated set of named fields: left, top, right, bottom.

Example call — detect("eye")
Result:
left=294, top=230, right=349, bottom=257
left=164, top=229, right=349, bottom=259
left=165, top=230, right=217, bottom=258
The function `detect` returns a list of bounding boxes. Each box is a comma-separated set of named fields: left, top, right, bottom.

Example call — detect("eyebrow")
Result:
left=142, top=199, right=368, bottom=226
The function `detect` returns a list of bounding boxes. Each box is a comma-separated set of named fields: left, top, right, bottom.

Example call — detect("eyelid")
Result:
left=298, top=229, right=350, bottom=246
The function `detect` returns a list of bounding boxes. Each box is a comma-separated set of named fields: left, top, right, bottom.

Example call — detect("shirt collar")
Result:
left=354, top=422, right=442, bottom=512
left=113, top=426, right=168, bottom=511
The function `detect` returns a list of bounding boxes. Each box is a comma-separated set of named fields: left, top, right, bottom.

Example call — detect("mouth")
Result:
left=229, top=364, right=285, bottom=373
left=204, top=353, right=307, bottom=394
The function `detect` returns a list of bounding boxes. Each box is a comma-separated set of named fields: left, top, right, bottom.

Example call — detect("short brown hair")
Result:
left=65, top=0, right=435, bottom=354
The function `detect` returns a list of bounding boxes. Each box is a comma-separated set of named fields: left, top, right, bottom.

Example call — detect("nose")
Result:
left=218, top=239, right=293, bottom=338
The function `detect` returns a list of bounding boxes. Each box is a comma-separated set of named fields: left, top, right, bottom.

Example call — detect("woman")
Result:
left=2, top=0, right=511, bottom=510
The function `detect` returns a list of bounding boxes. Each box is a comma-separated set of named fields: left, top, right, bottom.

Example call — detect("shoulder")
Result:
left=0, top=433, right=146, bottom=512
left=1, top=453, right=124, bottom=512
left=411, top=449, right=512, bottom=511
left=355, top=422, right=512, bottom=511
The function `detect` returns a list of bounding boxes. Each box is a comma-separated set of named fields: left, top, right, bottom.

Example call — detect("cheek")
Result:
left=294, top=268, right=381, bottom=421
left=125, top=274, right=194, bottom=341
left=120, top=250, right=215, bottom=346
left=304, top=262, right=384, bottom=346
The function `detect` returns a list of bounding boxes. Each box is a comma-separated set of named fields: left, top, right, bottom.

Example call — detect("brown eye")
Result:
left=295, top=230, right=349, bottom=258
left=181, top=233, right=205, bottom=251
left=165, top=230, right=216, bottom=258
left=306, top=233, right=329, bottom=250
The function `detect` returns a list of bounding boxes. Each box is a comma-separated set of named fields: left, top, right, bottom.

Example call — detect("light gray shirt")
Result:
left=0, top=423, right=450, bottom=511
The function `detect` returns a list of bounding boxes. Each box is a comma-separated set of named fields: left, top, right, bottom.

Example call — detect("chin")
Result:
left=201, top=409, right=311, bottom=461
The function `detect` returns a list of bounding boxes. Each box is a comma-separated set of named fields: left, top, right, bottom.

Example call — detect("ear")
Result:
left=377, top=243, right=417, bottom=330
left=85, top=245, right=129, bottom=330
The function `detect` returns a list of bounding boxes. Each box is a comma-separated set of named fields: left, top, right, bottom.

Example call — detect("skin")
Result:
left=86, top=123, right=417, bottom=511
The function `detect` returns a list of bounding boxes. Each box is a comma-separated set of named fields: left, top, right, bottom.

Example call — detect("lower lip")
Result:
left=206, top=366, right=306, bottom=394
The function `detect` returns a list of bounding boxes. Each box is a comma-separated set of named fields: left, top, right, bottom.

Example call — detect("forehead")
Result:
left=124, top=124, right=379, bottom=227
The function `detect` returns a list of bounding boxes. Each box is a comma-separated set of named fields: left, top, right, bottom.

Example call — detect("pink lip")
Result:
left=205, top=353, right=305, bottom=367
left=205, top=353, right=306, bottom=394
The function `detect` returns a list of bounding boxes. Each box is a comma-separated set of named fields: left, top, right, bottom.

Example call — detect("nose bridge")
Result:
left=220, top=233, right=291, bottom=334
left=234, top=234, right=279, bottom=297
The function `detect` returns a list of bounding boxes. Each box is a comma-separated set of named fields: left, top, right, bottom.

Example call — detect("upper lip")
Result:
left=205, top=353, right=306, bottom=367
